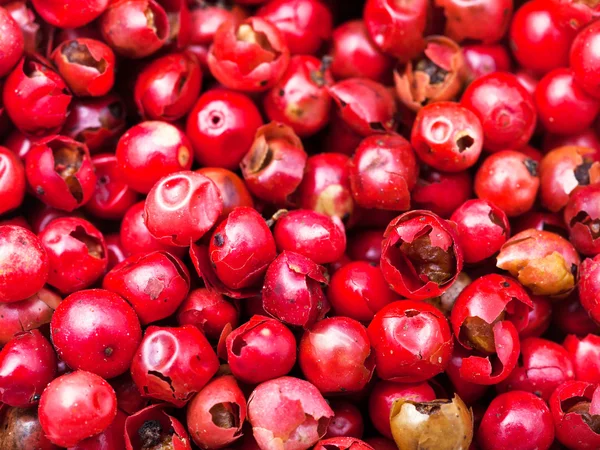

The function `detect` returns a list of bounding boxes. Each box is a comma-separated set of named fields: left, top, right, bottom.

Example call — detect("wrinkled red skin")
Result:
left=158, top=0, right=192, bottom=51
left=296, top=153, right=354, bottom=221
left=445, top=345, right=490, bottom=405
left=264, top=55, right=333, bottom=137
left=0, top=406, right=59, bottom=450
left=325, top=401, right=364, bottom=439
left=134, top=52, right=202, bottom=121
left=111, top=375, right=148, bottom=416
left=71, top=409, right=127, bottom=450
left=519, top=295, right=552, bottom=339
left=103, top=251, right=190, bottom=325
left=119, top=201, right=186, bottom=259
left=497, top=337, right=575, bottom=401
left=412, top=168, right=473, bottom=218
left=550, top=381, right=600, bottom=450
left=51, top=38, right=115, bottom=97
left=51, top=289, right=142, bottom=379
left=3, top=55, right=72, bottom=136
left=198, top=168, right=254, bottom=222
left=474, top=150, right=539, bottom=217
left=299, top=317, right=374, bottom=394
left=130, top=325, right=219, bottom=407
left=25, top=136, right=97, bottom=212
left=349, top=134, right=418, bottom=211
left=539, top=146, right=600, bottom=212
left=347, top=229, right=383, bottom=264
left=0, top=287, right=61, bottom=345
left=579, top=254, right=600, bottom=324
left=328, top=78, right=397, bottom=136
left=100, top=0, right=169, bottom=59
left=186, top=89, right=263, bottom=170
left=209, top=207, right=277, bottom=290
left=257, top=0, right=332, bottom=55
left=368, top=380, right=436, bottom=438
left=62, top=95, right=127, bottom=154
left=463, top=45, right=512, bottom=83
left=363, top=0, right=429, bottom=62
left=512, top=211, right=568, bottom=237
left=116, top=121, right=193, bottom=194
left=461, top=72, right=537, bottom=152
left=450, top=199, right=510, bottom=263
left=543, top=127, right=600, bottom=154
left=535, top=68, right=600, bottom=136
left=226, top=315, right=296, bottom=384
left=478, top=391, right=555, bottom=450
left=39, top=218, right=108, bottom=294
left=39, top=370, right=117, bottom=448
left=247, top=377, right=334, bottom=450
left=0, top=146, right=25, bottom=216
left=510, top=0, right=580, bottom=75
left=177, top=288, right=239, bottom=341
left=368, top=300, right=453, bottom=382
left=564, top=334, right=600, bottom=383
left=329, top=20, right=394, bottom=84
left=2, top=129, right=35, bottom=160
left=571, top=20, right=600, bottom=99
left=411, top=102, right=483, bottom=172
left=187, top=375, right=247, bottom=449
left=380, top=210, right=463, bottom=299
left=0, top=6, right=23, bottom=77
left=436, top=0, right=512, bottom=44
left=240, top=122, right=307, bottom=205
left=31, top=0, right=107, bottom=28
left=208, top=17, right=290, bottom=92
left=553, top=292, right=600, bottom=336
left=125, top=404, right=191, bottom=450
left=0, top=330, right=56, bottom=407
left=262, top=251, right=329, bottom=328
left=274, top=210, right=346, bottom=265
left=450, top=274, right=533, bottom=385
left=314, top=437, right=374, bottom=450
left=85, top=154, right=138, bottom=220
left=0, top=225, right=49, bottom=303
left=327, top=261, right=397, bottom=322
left=144, top=171, right=223, bottom=247
left=564, top=183, right=600, bottom=255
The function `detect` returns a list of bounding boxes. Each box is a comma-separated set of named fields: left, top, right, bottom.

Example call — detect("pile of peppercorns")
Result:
left=1, top=0, right=600, bottom=449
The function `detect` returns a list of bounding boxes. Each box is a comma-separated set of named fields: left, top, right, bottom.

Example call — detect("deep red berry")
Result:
left=0, top=225, right=49, bottom=303
left=197, top=167, right=254, bottom=221
left=39, top=217, right=108, bottom=294
left=39, top=370, right=117, bottom=448
left=564, top=183, right=600, bottom=255
left=0, top=6, right=24, bottom=77
left=32, top=0, right=108, bottom=28
left=103, top=251, right=190, bottom=325
left=463, top=44, right=512, bottom=82
left=564, top=334, right=600, bottom=383
left=461, top=72, right=536, bottom=152
left=553, top=293, right=600, bottom=337
left=411, top=102, right=483, bottom=172
left=380, top=210, right=463, bottom=299
left=571, top=19, right=600, bottom=99
left=520, top=294, right=553, bottom=339
left=436, top=0, right=512, bottom=43
left=130, top=325, right=219, bottom=407
left=325, top=401, right=365, bottom=439
left=105, top=232, right=127, bottom=272
left=186, top=89, right=263, bottom=170
left=0, top=330, right=56, bottom=407
left=579, top=253, right=600, bottom=324
left=226, top=315, right=297, bottom=384
left=73, top=409, right=127, bottom=450
left=0, top=146, right=25, bottom=216
left=51, top=289, right=142, bottom=379
left=412, top=168, right=473, bottom=218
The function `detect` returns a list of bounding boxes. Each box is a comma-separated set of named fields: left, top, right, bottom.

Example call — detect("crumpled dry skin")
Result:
left=496, top=229, right=580, bottom=297
left=425, top=271, right=471, bottom=316
left=390, top=394, right=473, bottom=450
left=247, top=377, right=334, bottom=450
left=313, top=437, right=374, bottom=450
left=125, top=404, right=191, bottom=450
left=395, top=35, right=466, bottom=111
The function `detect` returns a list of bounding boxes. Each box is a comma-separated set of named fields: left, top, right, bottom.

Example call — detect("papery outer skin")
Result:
left=125, top=403, right=191, bottom=450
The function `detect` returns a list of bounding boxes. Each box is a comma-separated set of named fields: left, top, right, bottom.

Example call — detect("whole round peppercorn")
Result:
left=0, top=6, right=24, bottom=77
left=564, top=334, right=600, bottom=383
left=0, top=146, right=25, bottom=216
left=564, top=183, right=600, bottom=255
left=325, top=401, right=365, bottom=439
left=31, top=0, right=108, bottom=28
left=412, top=168, right=473, bottom=218
left=463, top=44, right=512, bottom=82
left=571, top=19, right=600, bottom=99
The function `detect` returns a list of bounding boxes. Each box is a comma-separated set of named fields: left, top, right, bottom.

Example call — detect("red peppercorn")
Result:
left=72, top=409, right=127, bottom=450
left=553, top=292, right=600, bottom=336
left=39, top=217, right=108, bottom=294
left=519, top=294, right=553, bottom=339
left=571, top=19, right=600, bottom=99
left=564, top=183, right=600, bottom=255
left=134, top=52, right=202, bottom=121
left=463, top=44, right=512, bottom=83
left=186, top=89, right=263, bottom=170
left=124, top=403, right=191, bottom=450
left=0, top=6, right=24, bottom=77
left=208, top=17, right=290, bottom=92
left=543, top=127, right=600, bottom=154
left=579, top=253, right=600, bottom=324
left=445, top=345, right=490, bottom=405
left=461, top=72, right=536, bottom=152
left=0, top=225, right=49, bottom=303
left=564, top=334, right=600, bottom=383
left=130, top=325, right=219, bottom=407
left=380, top=210, right=463, bottom=299
left=313, top=437, right=373, bottom=450
left=31, top=0, right=108, bottom=28
left=197, top=167, right=254, bottom=221
left=0, top=146, right=25, bottom=216
left=411, top=102, right=483, bottom=172
left=39, top=370, right=117, bottom=448
left=412, top=168, right=473, bottom=218
left=325, top=401, right=365, bottom=439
